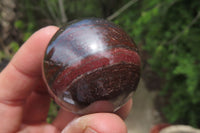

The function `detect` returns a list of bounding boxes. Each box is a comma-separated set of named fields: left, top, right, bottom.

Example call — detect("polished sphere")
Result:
left=43, top=18, right=141, bottom=114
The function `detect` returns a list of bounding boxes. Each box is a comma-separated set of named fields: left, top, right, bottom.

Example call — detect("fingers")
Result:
left=0, top=26, right=58, bottom=132
left=19, top=123, right=60, bottom=133
left=21, top=26, right=59, bottom=124
left=116, top=99, right=133, bottom=120
left=53, top=99, right=132, bottom=131
left=61, top=113, right=127, bottom=133
left=52, top=108, right=77, bottom=131
left=22, top=88, right=51, bottom=124
left=0, top=26, right=58, bottom=101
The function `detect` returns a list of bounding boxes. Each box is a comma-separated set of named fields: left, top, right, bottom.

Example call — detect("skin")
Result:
left=0, top=26, right=132, bottom=133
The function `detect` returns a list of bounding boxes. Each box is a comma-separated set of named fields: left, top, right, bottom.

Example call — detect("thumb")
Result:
left=61, top=113, right=127, bottom=133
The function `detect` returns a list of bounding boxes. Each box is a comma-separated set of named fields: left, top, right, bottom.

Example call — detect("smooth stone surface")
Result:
left=43, top=18, right=141, bottom=114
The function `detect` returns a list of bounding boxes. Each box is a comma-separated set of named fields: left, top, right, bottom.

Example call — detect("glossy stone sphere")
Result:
left=43, top=18, right=141, bottom=114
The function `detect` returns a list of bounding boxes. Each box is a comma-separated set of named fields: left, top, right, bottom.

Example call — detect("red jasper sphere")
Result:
left=43, top=18, right=141, bottom=114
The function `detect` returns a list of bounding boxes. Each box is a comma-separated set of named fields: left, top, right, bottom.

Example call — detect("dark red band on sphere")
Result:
left=52, top=48, right=140, bottom=93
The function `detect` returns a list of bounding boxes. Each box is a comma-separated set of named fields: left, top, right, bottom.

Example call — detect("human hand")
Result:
left=0, top=26, right=132, bottom=133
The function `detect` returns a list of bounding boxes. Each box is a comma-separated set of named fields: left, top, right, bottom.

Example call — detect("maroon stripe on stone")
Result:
left=52, top=48, right=140, bottom=92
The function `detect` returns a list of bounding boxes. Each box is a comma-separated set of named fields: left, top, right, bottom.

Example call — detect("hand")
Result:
left=0, top=26, right=132, bottom=133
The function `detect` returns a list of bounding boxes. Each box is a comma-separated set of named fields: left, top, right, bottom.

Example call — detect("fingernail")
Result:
left=84, top=127, right=98, bottom=133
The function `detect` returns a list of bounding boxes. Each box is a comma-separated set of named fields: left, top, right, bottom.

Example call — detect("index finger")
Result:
left=0, top=26, right=58, bottom=101
left=0, top=26, right=58, bottom=132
